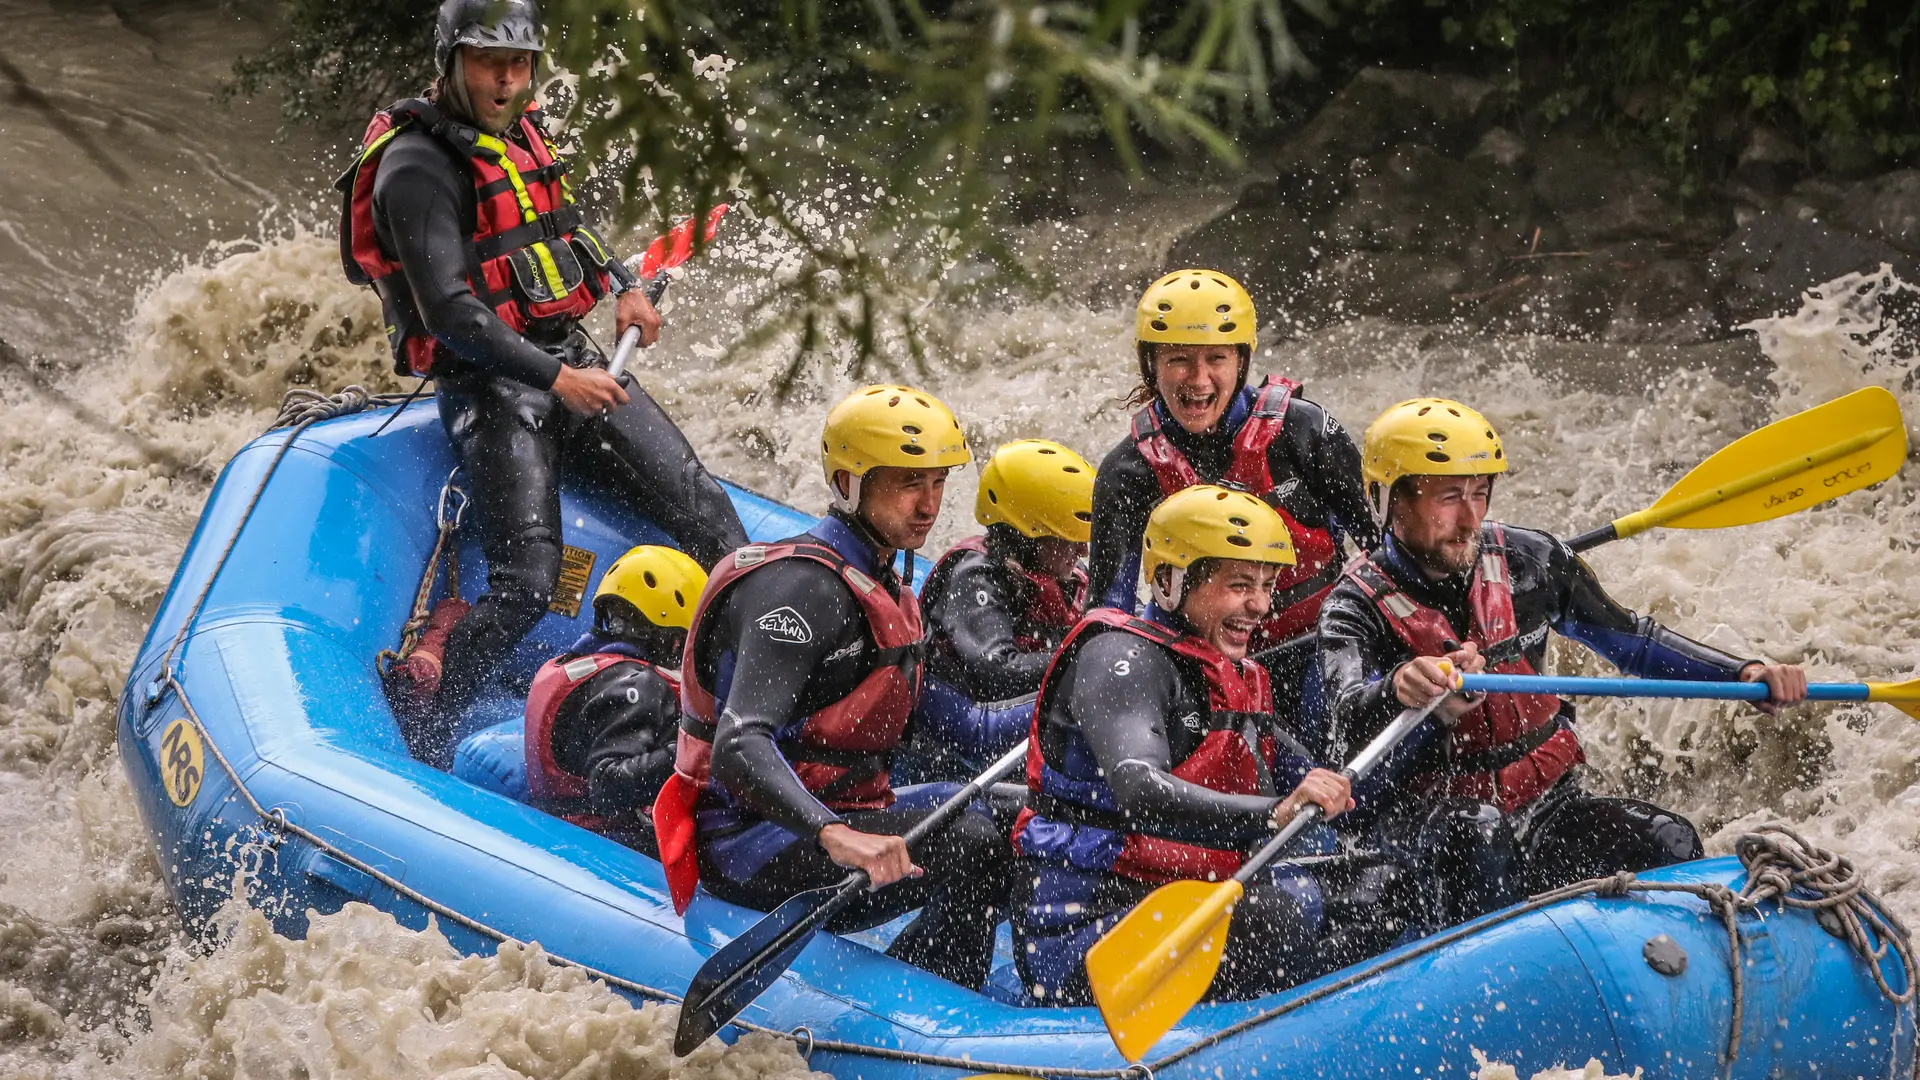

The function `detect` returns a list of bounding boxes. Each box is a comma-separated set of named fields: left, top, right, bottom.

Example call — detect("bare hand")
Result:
left=818, top=823, right=921, bottom=889
left=616, top=287, right=662, bottom=346
left=1394, top=645, right=1481, bottom=723
left=1272, top=767, right=1355, bottom=826
left=1740, top=662, right=1808, bottom=715
left=550, top=364, right=630, bottom=417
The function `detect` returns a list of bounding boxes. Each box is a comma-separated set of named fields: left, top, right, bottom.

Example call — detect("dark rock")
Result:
left=1316, top=251, right=1467, bottom=322
left=1835, top=170, right=1920, bottom=254
left=1725, top=127, right=1805, bottom=206
left=1279, top=67, right=1498, bottom=175
left=1322, top=144, right=1536, bottom=259
left=1603, top=257, right=1721, bottom=345
left=1468, top=127, right=1530, bottom=172
left=1164, top=199, right=1318, bottom=317
left=1466, top=250, right=1628, bottom=338
left=1531, top=135, right=1681, bottom=245
left=1708, top=208, right=1916, bottom=323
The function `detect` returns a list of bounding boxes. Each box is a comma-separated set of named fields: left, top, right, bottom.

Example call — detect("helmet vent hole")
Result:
left=1416, top=406, right=1431, bottom=416
left=1227, top=535, right=1252, bottom=548
left=643, top=571, right=658, bottom=588
left=1447, top=408, right=1461, bottom=416
left=900, top=443, right=927, bottom=456
left=914, top=396, right=930, bottom=408
left=1151, top=320, right=1168, bottom=332
left=1219, top=322, right=1237, bottom=333
left=1228, top=515, right=1250, bottom=527
left=1063, top=465, right=1081, bottom=473
left=1485, top=430, right=1495, bottom=438
left=1494, top=448, right=1504, bottom=459
left=1038, top=447, right=1056, bottom=455
left=1216, top=304, right=1231, bottom=313
left=887, top=394, right=902, bottom=407
left=1189, top=280, right=1202, bottom=289
left=902, top=423, right=923, bottom=435
left=988, top=489, right=1000, bottom=503
left=1426, top=450, right=1451, bottom=463
left=1157, top=302, right=1173, bottom=312
left=1428, top=431, right=1447, bottom=442
left=1075, top=511, right=1092, bottom=522
left=674, top=590, right=685, bottom=606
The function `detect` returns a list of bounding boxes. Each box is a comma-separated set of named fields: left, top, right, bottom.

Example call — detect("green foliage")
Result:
left=1345, top=0, right=1920, bottom=181
left=227, top=1, right=435, bottom=126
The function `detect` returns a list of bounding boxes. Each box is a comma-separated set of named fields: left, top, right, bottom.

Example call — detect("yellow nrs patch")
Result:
left=548, top=544, right=598, bottom=619
left=160, top=718, right=205, bottom=808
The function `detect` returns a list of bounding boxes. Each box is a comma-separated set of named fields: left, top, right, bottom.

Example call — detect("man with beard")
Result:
left=1317, top=398, right=1807, bottom=926
left=337, top=0, right=746, bottom=765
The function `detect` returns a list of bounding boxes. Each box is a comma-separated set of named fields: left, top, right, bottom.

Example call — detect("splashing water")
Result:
left=2, top=4, right=1919, bottom=1078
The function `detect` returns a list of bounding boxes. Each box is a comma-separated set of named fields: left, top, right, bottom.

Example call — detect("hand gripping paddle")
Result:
left=606, top=203, right=730, bottom=380
left=1084, top=679, right=1453, bottom=1062
left=672, top=738, right=1031, bottom=1056
left=1458, top=671, right=1920, bottom=721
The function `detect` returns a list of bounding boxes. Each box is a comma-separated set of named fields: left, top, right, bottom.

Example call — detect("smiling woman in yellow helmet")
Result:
left=655, top=385, right=1014, bottom=992
left=902, top=439, right=1096, bottom=782
left=1010, top=484, right=1405, bottom=1006
left=1087, top=269, right=1378, bottom=657
left=1318, top=397, right=1807, bottom=930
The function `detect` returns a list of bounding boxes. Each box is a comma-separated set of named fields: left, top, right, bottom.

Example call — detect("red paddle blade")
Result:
left=637, top=203, right=730, bottom=278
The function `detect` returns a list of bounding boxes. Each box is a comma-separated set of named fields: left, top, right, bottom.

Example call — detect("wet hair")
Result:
left=1126, top=342, right=1253, bottom=409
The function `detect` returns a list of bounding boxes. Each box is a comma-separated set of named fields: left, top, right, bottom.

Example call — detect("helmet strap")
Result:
left=828, top=470, right=863, bottom=515
left=1149, top=566, right=1187, bottom=612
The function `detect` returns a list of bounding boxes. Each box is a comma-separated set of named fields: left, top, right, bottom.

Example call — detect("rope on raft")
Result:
left=147, top=387, right=1919, bottom=1078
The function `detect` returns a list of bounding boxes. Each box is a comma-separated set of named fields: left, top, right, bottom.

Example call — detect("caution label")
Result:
left=548, top=544, right=598, bottom=619
left=160, top=718, right=205, bottom=808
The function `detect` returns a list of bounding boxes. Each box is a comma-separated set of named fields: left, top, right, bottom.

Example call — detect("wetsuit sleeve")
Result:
left=1070, top=633, right=1282, bottom=848
left=1533, top=536, right=1754, bottom=681
left=1318, top=581, right=1443, bottom=792
left=1272, top=397, right=1380, bottom=552
left=708, top=563, right=866, bottom=837
left=371, top=136, right=563, bottom=389
left=1089, top=438, right=1155, bottom=612
left=568, top=665, right=682, bottom=816
left=933, top=559, right=1050, bottom=699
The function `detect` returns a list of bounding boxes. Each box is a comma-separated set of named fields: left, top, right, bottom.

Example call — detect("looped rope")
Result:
left=269, top=385, right=378, bottom=430
left=143, top=382, right=1918, bottom=1080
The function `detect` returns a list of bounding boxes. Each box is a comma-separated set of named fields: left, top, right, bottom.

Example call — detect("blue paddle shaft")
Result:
left=1458, top=672, right=1868, bottom=704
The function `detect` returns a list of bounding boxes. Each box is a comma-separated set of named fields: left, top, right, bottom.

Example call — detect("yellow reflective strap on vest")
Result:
left=530, top=241, right=568, bottom=297
left=573, top=226, right=608, bottom=264
left=358, top=126, right=404, bottom=167
left=472, top=132, right=540, bottom=225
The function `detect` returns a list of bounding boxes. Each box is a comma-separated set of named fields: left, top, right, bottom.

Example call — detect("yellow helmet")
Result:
left=1135, top=269, right=1258, bottom=351
left=1361, top=398, right=1508, bottom=526
left=593, top=545, right=708, bottom=633
left=821, top=385, right=972, bottom=511
left=1142, top=484, right=1295, bottom=607
left=975, top=439, right=1096, bottom=543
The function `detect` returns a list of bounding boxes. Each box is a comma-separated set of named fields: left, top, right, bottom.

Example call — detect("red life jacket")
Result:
left=335, top=97, right=613, bottom=377
left=927, top=535, right=1088, bottom=652
left=1131, top=375, right=1341, bottom=643
left=656, top=538, right=924, bottom=913
left=1344, top=524, right=1584, bottom=813
left=523, top=652, right=680, bottom=826
left=1018, top=608, right=1280, bottom=885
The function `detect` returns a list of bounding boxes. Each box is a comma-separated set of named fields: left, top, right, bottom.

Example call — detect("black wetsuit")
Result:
left=542, top=633, right=682, bottom=821
left=1088, top=387, right=1378, bottom=611
left=905, top=527, right=1082, bottom=780
left=1319, top=525, right=1736, bottom=922
left=690, top=513, right=1012, bottom=990
left=1011, top=609, right=1411, bottom=1004
left=370, top=124, right=746, bottom=765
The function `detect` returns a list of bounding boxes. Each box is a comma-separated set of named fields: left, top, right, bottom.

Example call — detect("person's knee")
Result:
left=1640, top=807, right=1703, bottom=866
left=487, top=525, right=563, bottom=629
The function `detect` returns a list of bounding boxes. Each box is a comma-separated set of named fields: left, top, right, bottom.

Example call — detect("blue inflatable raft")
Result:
left=119, top=400, right=1917, bottom=1079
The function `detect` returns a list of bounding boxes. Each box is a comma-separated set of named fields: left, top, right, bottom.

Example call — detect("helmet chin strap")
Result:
left=1149, top=566, right=1187, bottom=611
left=829, top=471, right=863, bottom=515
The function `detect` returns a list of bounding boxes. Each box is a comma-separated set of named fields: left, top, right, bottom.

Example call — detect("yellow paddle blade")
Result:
left=1611, top=386, right=1907, bottom=540
left=1867, top=679, right=1920, bottom=721
left=1086, top=879, right=1240, bottom=1062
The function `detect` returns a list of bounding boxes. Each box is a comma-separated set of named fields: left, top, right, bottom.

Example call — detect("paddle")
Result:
left=672, top=737, right=1031, bottom=1057
left=1565, top=386, right=1908, bottom=553
left=1084, top=682, right=1453, bottom=1062
left=606, top=203, right=730, bottom=380
left=1458, top=672, right=1920, bottom=721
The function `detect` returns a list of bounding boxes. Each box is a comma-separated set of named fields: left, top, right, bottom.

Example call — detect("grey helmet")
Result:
left=434, top=0, right=545, bottom=74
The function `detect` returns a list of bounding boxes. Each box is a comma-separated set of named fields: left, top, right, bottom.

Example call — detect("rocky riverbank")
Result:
left=1167, top=67, right=1920, bottom=349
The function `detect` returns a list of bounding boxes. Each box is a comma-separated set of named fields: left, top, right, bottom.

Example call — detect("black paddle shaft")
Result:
left=1232, top=692, right=1447, bottom=887
left=673, top=739, right=1032, bottom=1056
left=1565, top=522, right=1619, bottom=553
